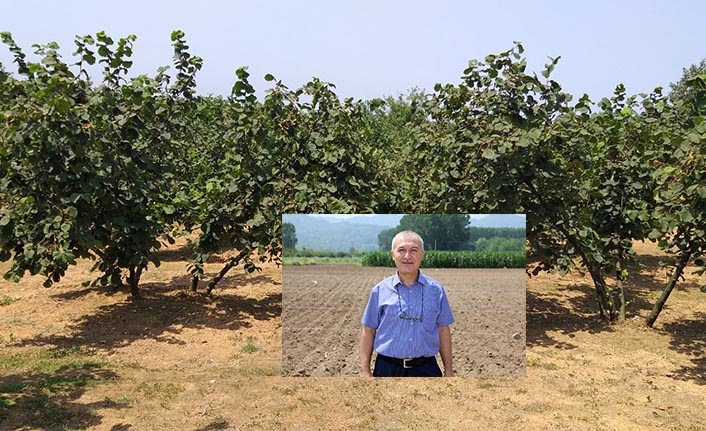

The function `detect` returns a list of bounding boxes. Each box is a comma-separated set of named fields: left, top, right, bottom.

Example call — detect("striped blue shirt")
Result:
left=361, top=271, right=454, bottom=359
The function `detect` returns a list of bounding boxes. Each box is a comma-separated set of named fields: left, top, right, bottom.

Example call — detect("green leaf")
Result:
left=679, top=208, right=694, bottom=223
left=171, top=30, right=185, bottom=41
left=264, top=73, right=275, bottom=82
left=54, top=98, right=71, bottom=113
left=518, top=135, right=532, bottom=148
left=482, top=148, right=497, bottom=160
left=698, top=186, right=706, bottom=199
left=232, top=81, right=245, bottom=93
left=4, top=272, right=21, bottom=283
left=250, top=213, right=265, bottom=227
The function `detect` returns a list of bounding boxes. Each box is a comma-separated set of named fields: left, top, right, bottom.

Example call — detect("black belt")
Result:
left=377, top=354, right=435, bottom=369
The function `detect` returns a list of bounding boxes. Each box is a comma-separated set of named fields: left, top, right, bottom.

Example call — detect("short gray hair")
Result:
left=391, top=230, right=424, bottom=252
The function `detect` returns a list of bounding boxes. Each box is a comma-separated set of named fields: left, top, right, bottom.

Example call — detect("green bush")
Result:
left=361, top=250, right=525, bottom=268
left=287, top=248, right=352, bottom=258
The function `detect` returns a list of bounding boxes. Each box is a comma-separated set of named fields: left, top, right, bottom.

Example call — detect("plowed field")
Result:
left=283, top=265, right=526, bottom=377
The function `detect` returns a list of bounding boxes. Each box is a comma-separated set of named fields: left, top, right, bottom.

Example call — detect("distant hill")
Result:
left=281, top=214, right=387, bottom=251
left=471, top=214, right=526, bottom=228
left=325, top=214, right=403, bottom=227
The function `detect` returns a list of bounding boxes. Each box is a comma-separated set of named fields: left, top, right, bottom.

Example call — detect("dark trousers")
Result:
left=373, top=354, right=442, bottom=377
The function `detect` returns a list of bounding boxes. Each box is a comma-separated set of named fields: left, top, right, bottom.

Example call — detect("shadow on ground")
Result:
left=16, top=270, right=281, bottom=351
left=527, top=252, right=706, bottom=384
left=526, top=281, right=614, bottom=350
left=0, top=364, right=122, bottom=430
left=661, top=312, right=706, bottom=385
left=194, top=420, right=233, bottom=431
left=48, top=271, right=278, bottom=301
left=0, top=259, right=282, bottom=430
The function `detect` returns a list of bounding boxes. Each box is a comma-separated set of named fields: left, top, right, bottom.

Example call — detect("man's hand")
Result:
left=360, top=325, right=376, bottom=377
left=438, top=325, right=453, bottom=377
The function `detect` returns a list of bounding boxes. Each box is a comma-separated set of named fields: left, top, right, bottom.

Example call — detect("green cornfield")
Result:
left=361, top=250, right=525, bottom=268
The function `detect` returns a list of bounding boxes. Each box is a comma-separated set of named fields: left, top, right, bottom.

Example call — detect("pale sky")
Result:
left=3, top=1, right=704, bottom=102
left=321, top=214, right=491, bottom=220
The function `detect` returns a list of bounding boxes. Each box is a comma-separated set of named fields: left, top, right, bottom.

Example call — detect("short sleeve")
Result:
left=361, top=285, right=380, bottom=329
left=436, top=287, right=454, bottom=327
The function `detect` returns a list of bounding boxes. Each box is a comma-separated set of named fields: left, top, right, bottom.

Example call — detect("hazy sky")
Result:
left=321, top=214, right=491, bottom=220
left=3, top=1, right=705, bottom=102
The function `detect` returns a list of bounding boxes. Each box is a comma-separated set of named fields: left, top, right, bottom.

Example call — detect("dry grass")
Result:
left=0, top=239, right=704, bottom=430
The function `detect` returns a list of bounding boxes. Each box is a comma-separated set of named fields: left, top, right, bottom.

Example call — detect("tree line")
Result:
left=376, top=215, right=524, bottom=252
left=1, top=31, right=704, bottom=326
left=282, top=217, right=524, bottom=255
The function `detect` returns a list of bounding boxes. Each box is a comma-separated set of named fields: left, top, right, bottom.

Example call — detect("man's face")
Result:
left=391, top=236, right=424, bottom=276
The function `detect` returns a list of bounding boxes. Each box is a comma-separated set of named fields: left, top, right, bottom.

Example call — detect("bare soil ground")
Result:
left=282, top=266, right=525, bottom=377
left=0, top=240, right=705, bottom=430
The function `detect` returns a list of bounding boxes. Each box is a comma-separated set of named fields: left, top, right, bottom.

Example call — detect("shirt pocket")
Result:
left=379, top=294, right=397, bottom=324
left=423, top=295, right=441, bottom=331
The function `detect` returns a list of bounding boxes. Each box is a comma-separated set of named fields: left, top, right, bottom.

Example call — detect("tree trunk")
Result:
left=522, top=178, right=618, bottom=321
left=106, top=268, right=122, bottom=294
left=585, top=262, right=615, bottom=321
left=190, top=255, right=204, bottom=292
left=206, top=260, right=236, bottom=295
left=205, top=251, right=249, bottom=294
left=128, top=266, right=142, bottom=298
left=646, top=251, right=692, bottom=327
left=617, top=281, right=625, bottom=323
left=616, top=261, right=626, bottom=323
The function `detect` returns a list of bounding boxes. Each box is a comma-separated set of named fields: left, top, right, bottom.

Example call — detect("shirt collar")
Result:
left=392, top=270, right=426, bottom=288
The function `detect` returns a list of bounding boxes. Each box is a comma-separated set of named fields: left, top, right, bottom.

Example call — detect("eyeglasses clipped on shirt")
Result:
left=396, top=284, right=423, bottom=322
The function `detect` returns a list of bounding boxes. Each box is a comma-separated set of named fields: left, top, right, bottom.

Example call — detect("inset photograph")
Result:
left=282, top=214, right=526, bottom=377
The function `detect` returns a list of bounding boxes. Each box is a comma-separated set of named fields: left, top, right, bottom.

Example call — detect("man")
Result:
left=360, top=230, right=454, bottom=377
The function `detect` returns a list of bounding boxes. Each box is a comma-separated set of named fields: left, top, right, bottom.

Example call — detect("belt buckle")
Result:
left=403, top=358, right=413, bottom=369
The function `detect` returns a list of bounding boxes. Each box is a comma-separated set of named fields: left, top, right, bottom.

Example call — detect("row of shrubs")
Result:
left=283, top=248, right=358, bottom=258
left=361, top=250, right=526, bottom=268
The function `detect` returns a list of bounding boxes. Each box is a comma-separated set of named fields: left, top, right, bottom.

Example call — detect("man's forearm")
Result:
left=438, top=325, right=453, bottom=377
left=360, top=326, right=376, bottom=377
